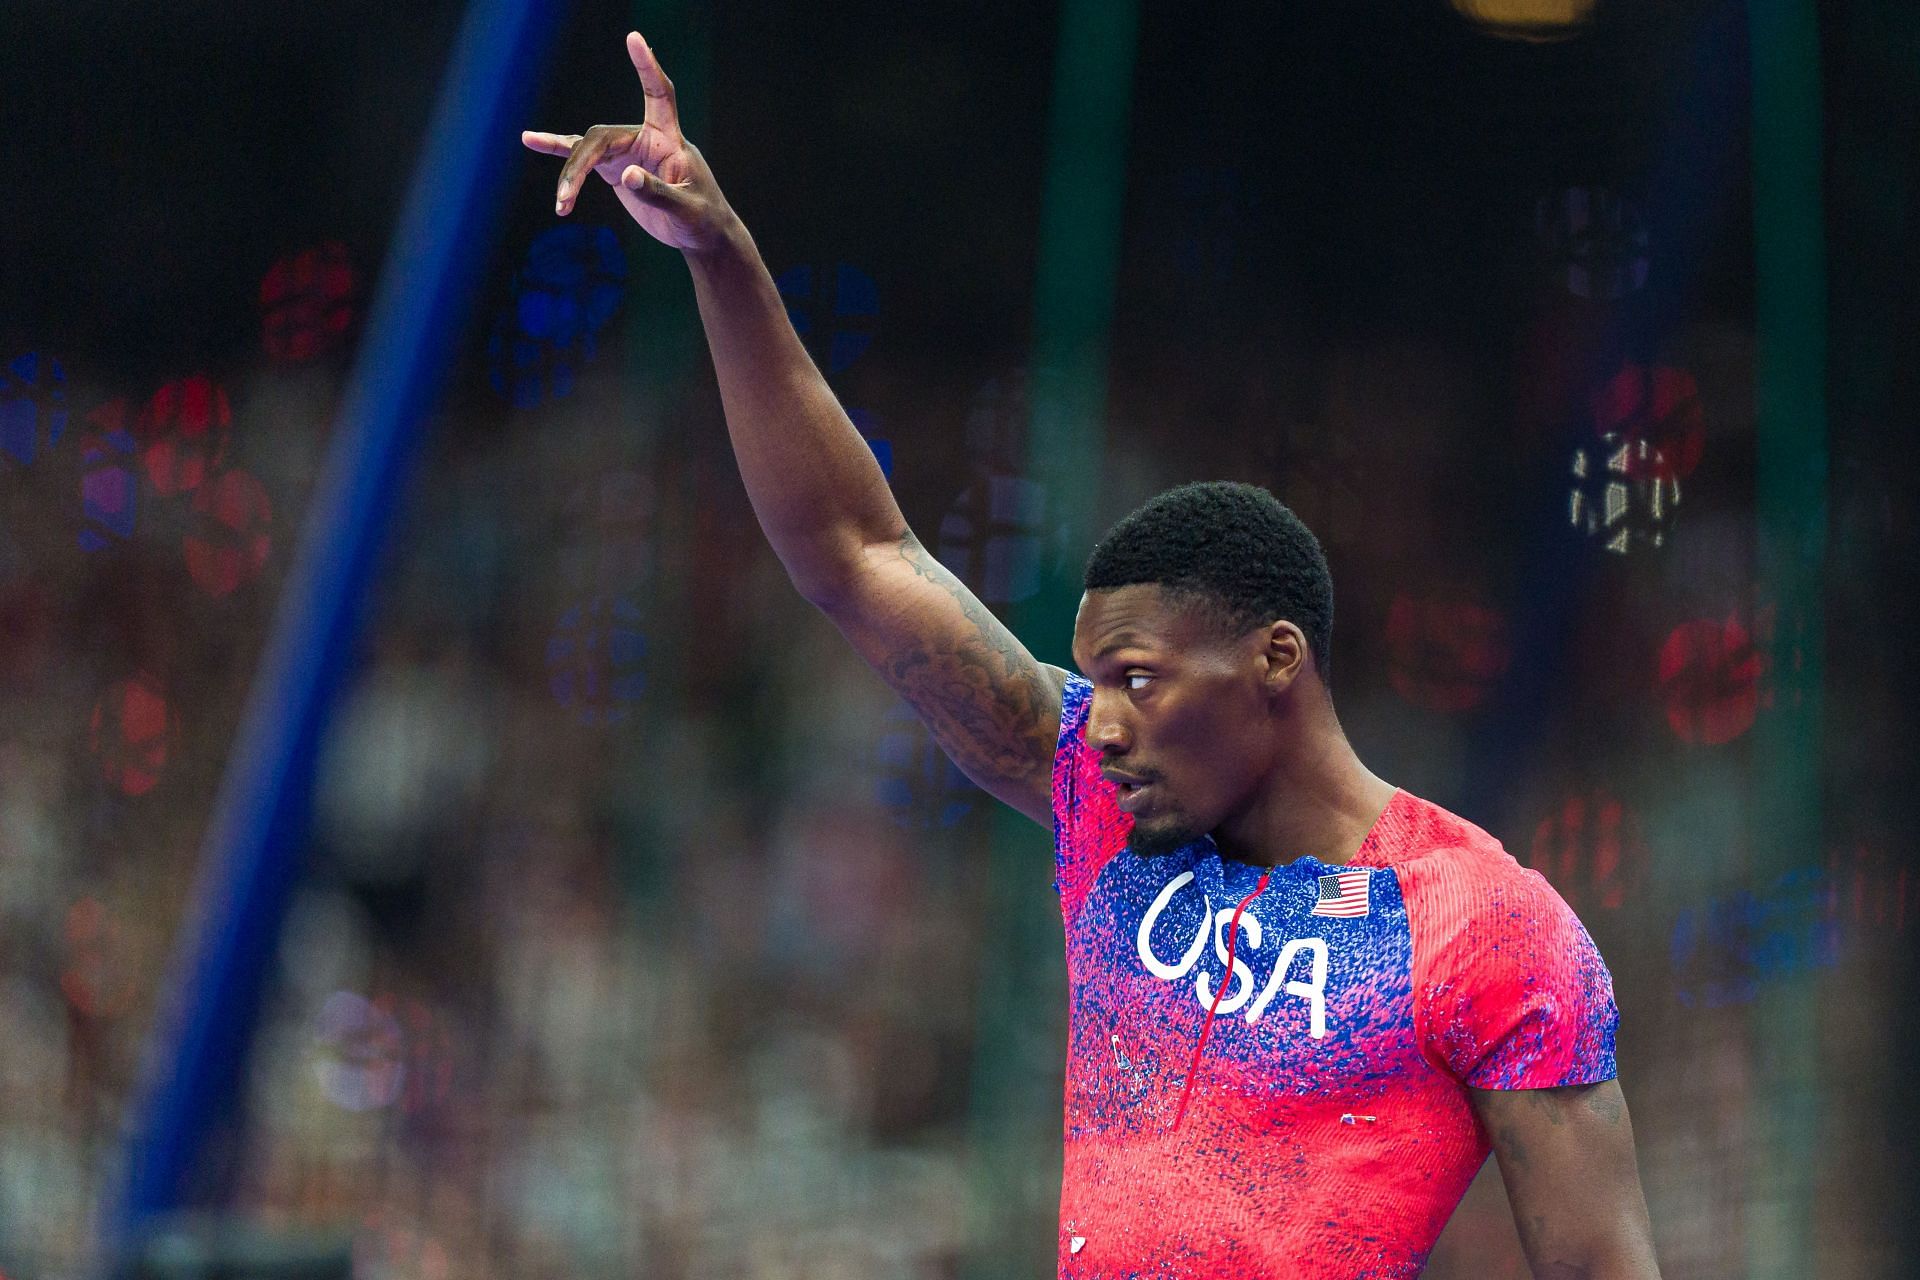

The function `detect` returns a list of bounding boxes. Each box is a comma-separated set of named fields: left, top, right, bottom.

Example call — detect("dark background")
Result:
left=1, top=1, right=1913, bottom=1275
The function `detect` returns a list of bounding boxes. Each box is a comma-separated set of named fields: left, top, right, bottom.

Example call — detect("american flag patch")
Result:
left=1311, top=870, right=1372, bottom=918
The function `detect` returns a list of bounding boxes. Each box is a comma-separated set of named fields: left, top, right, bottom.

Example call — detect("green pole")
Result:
left=1745, top=1, right=1825, bottom=1275
left=612, top=0, right=708, bottom=838
left=627, top=0, right=712, bottom=425
left=966, top=3, right=1140, bottom=1276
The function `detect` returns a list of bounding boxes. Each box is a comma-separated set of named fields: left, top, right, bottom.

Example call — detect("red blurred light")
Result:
left=1384, top=592, right=1513, bottom=713
left=183, top=467, right=273, bottom=597
left=88, top=672, right=172, bottom=795
left=1658, top=618, right=1761, bottom=745
left=261, top=241, right=359, bottom=363
left=1827, top=840, right=1910, bottom=935
left=135, top=375, right=232, bottom=497
left=1527, top=788, right=1649, bottom=913
left=1592, top=364, right=1705, bottom=482
left=61, top=896, right=136, bottom=1017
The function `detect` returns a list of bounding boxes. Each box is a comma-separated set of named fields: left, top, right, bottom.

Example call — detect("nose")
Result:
left=1087, top=687, right=1133, bottom=754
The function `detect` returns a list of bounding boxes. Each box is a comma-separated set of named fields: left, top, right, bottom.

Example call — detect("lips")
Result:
left=1116, top=783, right=1153, bottom=814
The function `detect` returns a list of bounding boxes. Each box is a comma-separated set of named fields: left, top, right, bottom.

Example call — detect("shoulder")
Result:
left=1378, top=795, right=1618, bottom=1088
left=1368, top=791, right=1556, bottom=937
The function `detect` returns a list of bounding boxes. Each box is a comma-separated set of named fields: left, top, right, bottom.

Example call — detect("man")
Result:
left=524, top=31, right=1662, bottom=1280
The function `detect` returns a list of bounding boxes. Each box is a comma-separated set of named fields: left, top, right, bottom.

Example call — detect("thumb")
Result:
left=620, top=164, right=685, bottom=208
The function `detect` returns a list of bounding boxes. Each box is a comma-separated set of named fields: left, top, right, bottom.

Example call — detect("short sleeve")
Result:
left=1404, top=856, right=1620, bottom=1090
left=1052, top=675, right=1128, bottom=926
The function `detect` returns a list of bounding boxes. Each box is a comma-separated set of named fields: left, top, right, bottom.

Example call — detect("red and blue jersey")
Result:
left=1050, top=675, right=1618, bottom=1278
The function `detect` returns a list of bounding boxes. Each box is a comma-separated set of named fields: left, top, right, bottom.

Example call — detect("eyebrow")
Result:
left=1074, top=632, right=1155, bottom=672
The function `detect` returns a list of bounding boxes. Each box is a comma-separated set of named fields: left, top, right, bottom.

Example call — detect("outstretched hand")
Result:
left=521, top=31, right=733, bottom=254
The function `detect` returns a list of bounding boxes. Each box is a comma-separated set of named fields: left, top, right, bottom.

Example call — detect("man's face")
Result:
left=1070, top=585, right=1281, bottom=858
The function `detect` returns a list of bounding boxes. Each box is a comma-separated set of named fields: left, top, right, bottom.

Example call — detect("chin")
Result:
left=1126, top=814, right=1204, bottom=860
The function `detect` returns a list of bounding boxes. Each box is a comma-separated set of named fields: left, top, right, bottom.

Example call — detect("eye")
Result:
left=1125, top=673, right=1153, bottom=692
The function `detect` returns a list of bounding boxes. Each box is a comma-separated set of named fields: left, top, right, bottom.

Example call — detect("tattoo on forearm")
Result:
left=880, top=533, right=1059, bottom=788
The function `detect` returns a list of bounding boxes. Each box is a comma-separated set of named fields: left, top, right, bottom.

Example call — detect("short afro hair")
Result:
left=1082, top=481, right=1333, bottom=672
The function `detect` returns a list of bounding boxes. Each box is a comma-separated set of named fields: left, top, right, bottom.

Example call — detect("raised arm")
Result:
left=1470, top=1080, right=1662, bottom=1280
left=524, top=32, right=1066, bottom=825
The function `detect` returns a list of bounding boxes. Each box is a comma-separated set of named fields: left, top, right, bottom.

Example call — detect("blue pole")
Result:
left=109, top=0, right=566, bottom=1257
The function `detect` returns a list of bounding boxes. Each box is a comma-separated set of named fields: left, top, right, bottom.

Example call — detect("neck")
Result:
left=1210, top=698, right=1397, bottom=869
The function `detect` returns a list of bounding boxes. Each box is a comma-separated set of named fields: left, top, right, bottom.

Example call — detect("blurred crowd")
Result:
left=3, top=5, right=1915, bottom=1273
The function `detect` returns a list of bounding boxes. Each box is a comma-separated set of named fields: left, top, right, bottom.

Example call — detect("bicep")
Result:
left=817, top=531, right=1067, bottom=827
left=1471, top=1080, right=1661, bottom=1278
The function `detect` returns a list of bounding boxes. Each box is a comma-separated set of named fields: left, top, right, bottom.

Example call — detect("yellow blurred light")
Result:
left=1451, top=0, right=1597, bottom=41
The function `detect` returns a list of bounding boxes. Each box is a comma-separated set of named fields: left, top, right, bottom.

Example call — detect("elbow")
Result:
left=785, top=528, right=908, bottom=613
left=792, top=570, right=853, bottom=613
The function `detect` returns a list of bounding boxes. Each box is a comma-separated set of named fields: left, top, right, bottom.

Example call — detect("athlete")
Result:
left=524, top=32, right=1663, bottom=1280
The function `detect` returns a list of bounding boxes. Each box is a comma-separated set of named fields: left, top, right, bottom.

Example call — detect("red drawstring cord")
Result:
left=1172, top=868, right=1271, bottom=1131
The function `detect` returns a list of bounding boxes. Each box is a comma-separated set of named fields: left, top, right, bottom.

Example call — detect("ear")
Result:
left=1262, top=621, right=1309, bottom=696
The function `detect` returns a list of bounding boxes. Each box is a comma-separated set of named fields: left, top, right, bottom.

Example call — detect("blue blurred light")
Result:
left=546, top=595, right=647, bottom=725
left=1, top=351, right=69, bottom=469
left=78, top=428, right=140, bottom=551
left=488, top=224, right=627, bottom=407
left=1671, top=867, right=1842, bottom=1007
left=1536, top=187, right=1651, bottom=300
left=774, top=262, right=879, bottom=375
left=936, top=473, right=1051, bottom=606
left=875, top=702, right=975, bottom=829
left=846, top=407, right=893, bottom=478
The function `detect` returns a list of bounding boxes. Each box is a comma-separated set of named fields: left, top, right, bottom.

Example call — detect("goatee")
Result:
left=1127, top=820, right=1205, bottom=860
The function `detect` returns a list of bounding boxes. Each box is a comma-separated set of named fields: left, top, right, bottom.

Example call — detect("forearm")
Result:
left=684, top=217, right=907, bottom=604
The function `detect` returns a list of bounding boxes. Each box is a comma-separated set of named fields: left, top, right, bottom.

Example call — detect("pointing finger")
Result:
left=521, top=130, right=581, bottom=157
left=626, top=31, right=682, bottom=138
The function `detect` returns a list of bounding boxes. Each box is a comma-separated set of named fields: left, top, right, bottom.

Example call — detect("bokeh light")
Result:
left=60, top=897, right=138, bottom=1019
left=88, top=672, right=173, bottom=796
left=1671, top=868, right=1839, bottom=1008
left=776, top=262, right=879, bottom=377
left=1592, top=364, right=1705, bottom=482
left=1525, top=787, right=1648, bottom=914
left=546, top=595, right=647, bottom=725
left=487, top=224, right=627, bottom=408
left=1453, top=0, right=1598, bottom=43
left=135, top=375, right=233, bottom=498
left=1826, top=839, right=1911, bottom=936
left=261, top=240, right=360, bottom=363
left=935, top=473, right=1053, bottom=607
left=1536, top=186, right=1650, bottom=299
left=1658, top=617, right=1760, bottom=746
left=76, top=424, right=140, bottom=552
left=183, top=467, right=274, bottom=598
left=846, top=407, right=893, bottom=478
left=0, top=351, right=68, bottom=470
left=1568, top=431, right=1681, bottom=554
left=1, top=10, right=1909, bottom=1277
left=874, top=701, right=976, bottom=829
left=1383, top=590, right=1513, bottom=713
left=309, top=990, right=405, bottom=1112
left=963, top=371, right=1030, bottom=470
